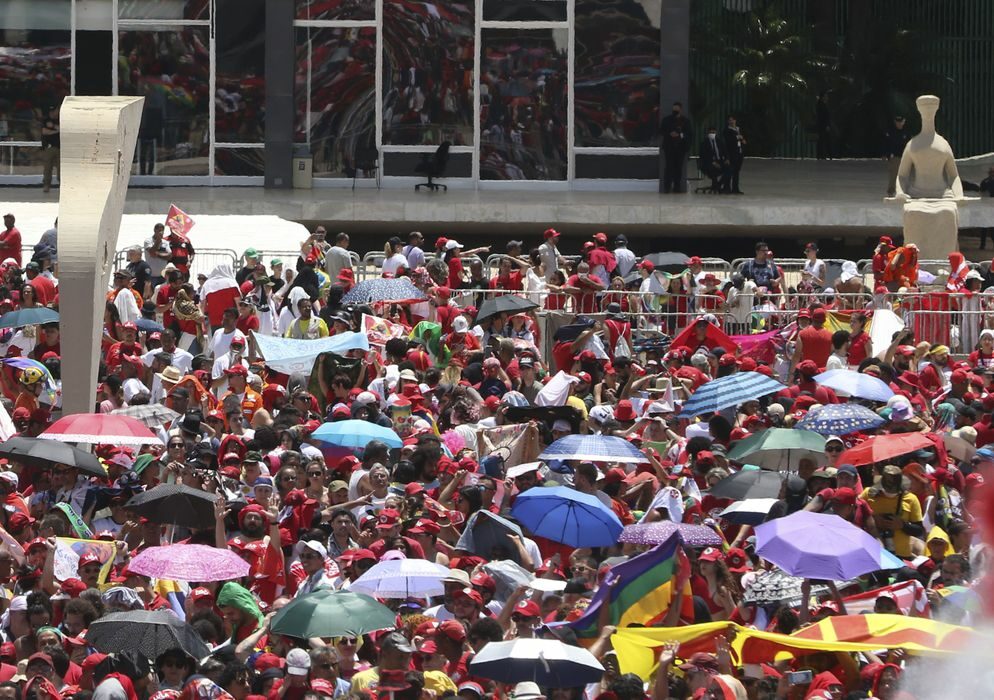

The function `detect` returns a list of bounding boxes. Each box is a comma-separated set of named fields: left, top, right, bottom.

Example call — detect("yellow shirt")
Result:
left=350, top=668, right=456, bottom=696
left=566, top=395, right=589, bottom=421
left=860, top=488, right=923, bottom=558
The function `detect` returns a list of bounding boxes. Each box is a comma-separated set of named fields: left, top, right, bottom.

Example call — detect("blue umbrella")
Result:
left=680, top=372, right=785, bottom=417
left=814, top=369, right=894, bottom=402
left=795, top=403, right=886, bottom=435
left=311, top=420, right=403, bottom=449
left=538, top=434, right=648, bottom=464
left=136, top=317, right=165, bottom=334
left=0, top=307, right=58, bottom=329
left=511, top=486, right=623, bottom=547
left=341, top=278, right=427, bottom=305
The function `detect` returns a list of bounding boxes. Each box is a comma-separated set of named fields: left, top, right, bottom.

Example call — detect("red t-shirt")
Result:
left=567, top=274, right=598, bottom=314
left=848, top=331, right=870, bottom=366
left=551, top=341, right=576, bottom=374
left=28, top=276, right=56, bottom=306
left=798, top=325, right=833, bottom=368
left=236, top=315, right=260, bottom=335
left=489, top=271, right=523, bottom=292
left=0, top=228, right=22, bottom=265
left=205, top=287, right=242, bottom=328
left=447, top=257, right=464, bottom=288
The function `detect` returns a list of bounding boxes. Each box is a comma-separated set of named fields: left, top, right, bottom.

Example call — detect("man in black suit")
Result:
left=659, top=102, right=692, bottom=193
left=883, top=115, right=911, bottom=196
left=723, top=115, right=746, bottom=194
left=699, top=126, right=731, bottom=193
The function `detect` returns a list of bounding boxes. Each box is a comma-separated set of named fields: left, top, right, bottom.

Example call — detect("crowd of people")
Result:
left=0, top=211, right=990, bottom=700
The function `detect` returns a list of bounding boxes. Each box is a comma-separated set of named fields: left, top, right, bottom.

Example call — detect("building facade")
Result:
left=1, top=0, right=690, bottom=189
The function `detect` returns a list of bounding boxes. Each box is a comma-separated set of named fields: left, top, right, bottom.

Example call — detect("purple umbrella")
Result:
left=128, top=544, right=251, bottom=582
left=754, top=511, right=904, bottom=580
left=619, top=521, right=722, bottom=548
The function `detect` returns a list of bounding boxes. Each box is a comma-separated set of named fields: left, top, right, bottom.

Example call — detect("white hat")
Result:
left=840, top=260, right=859, bottom=283
left=452, top=316, right=469, bottom=333
left=286, top=648, right=311, bottom=676
left=294, top=539, right=328, bottom=559
left=445, top=239, right=463, bottom=250
left=511, top=682, right=545, bottom=700
left=0, top=472, right=18, bottom=489
left=354, top=391, right=377, bottom=406
left=588, top=405, right=613, bottom=425
left=528, top=578, right=567, bottom=592
left=506, top=462, right=542, bottom=480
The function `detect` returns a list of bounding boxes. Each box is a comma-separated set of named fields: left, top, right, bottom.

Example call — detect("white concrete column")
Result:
left=57, top=96, right=144, bottom=414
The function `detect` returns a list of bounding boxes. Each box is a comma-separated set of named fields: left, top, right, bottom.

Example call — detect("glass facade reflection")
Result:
left=574, top=0, right=661, bottom=147
left=295, top=27, right=376, bottom=178
left=118, top=28, right=211, bottom=175
left=296, top=0, right=375, bottom=22
left=0, top=0, right=668, bottom=186
left=480, top=29, right=568, bottom=180
left=118, top=0, right=210, bottom=21
left=482, top=0, right=566, bottom=22
left=382, top=0, right=474, bottom=146
left=215, top=147, right=265, bottom=176
left=215, top=0, right=266, bottom=143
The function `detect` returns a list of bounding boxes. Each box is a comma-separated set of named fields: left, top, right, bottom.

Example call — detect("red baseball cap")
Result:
left=438, top=619, right=468, bottom=641
left=513, top=600, right=541, bottom=618
left=376, top=509, right=401, bottom=530
left=224, top=364, right=248, bottom=377
left=452, top=587, right=483, bottom=607
left=698, top=547, right=724, bottom=563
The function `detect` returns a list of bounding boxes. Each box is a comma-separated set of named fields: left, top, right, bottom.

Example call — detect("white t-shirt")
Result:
left=144, top=238, right=171, bottom=276
left=210, top=328, right=246, bottom=359
left=614, top=247, right=636, bottom=277
left=143, top=346, right=194, bottom=374
left=826, top=353, right=847, bottom=371
left=382, top=253, right=408, bottom=277
left=122, top=378, right=149, bottom=403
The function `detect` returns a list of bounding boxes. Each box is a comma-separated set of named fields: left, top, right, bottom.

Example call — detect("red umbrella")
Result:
left=39, top=413, right=162, bottom=446
left=835, top=433, right=934, bottom=467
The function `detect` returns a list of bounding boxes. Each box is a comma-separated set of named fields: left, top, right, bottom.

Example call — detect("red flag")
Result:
left=165, top=204, right=195, bottom=239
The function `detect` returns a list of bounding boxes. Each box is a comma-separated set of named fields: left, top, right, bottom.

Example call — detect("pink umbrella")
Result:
left=39, top=413, right=162, bottom=446
left=128, top=544, right=250, bottom=582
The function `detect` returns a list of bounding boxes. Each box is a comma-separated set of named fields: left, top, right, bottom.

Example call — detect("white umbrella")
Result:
left=469, top=638, right=604, bottom=687
left=718, top=499, right=778, bottom=526
left=348, top=559, right=451, bottom=599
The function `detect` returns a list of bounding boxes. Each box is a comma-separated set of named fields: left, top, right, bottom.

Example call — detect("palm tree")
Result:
left=724, top=2, right=827, bottom=155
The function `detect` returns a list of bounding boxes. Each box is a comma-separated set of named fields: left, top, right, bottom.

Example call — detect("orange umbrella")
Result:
left=835, top=432, right=933, bottom=467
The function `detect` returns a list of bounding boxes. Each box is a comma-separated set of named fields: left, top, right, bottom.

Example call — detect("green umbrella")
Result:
left=726, top=428, right=826, bottom=472
left=270, top=590, right=396, bottom=639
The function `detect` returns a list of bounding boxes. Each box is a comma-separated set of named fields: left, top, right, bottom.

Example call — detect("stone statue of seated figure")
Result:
left=891, top=95, right=967, bottom=202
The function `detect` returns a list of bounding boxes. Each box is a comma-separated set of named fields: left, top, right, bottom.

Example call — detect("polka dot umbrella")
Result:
left=795, top=403, right=886, bottom=436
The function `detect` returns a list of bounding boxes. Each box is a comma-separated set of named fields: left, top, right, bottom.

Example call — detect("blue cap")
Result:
left=253, top=476, right=274, bottom=488
left=975, top=448, right=994, bottom=462
left=836, top=464, right=858, bottom=477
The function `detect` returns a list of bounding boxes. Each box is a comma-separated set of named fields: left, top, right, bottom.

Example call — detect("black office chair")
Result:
left=352, top=145, right=380, bottom=190
left=694, top=158, right=720, bottom=194
left=415, top=141, right=451, bottom=192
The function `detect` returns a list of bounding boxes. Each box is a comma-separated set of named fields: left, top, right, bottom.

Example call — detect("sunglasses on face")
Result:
left=308, top=471, right=323, bottom=477
left=826, top=446, right=843, bottom=453
left=339, top=638, right=357, bottom=646
left=299, top=551, right=322, bottom=560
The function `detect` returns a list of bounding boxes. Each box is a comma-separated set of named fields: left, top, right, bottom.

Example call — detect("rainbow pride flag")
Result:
left=570, top=535, right=691, bottom=637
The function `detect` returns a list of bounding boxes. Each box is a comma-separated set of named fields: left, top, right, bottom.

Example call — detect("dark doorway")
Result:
left=75, top=31, right=113, bottom=96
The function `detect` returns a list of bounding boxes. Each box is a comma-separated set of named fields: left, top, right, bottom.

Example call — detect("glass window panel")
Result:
left=0, top=2, right=71, bottom=142
left=480, top=29, right=567, bottom=180
left=0, top=146, right=44, bottom=175
left=215, top=148, right=264, bottom=176
left=296, top=0, right=375, bottom=22
left=216, top=0, right=266, bottom=143
left=382, top=0, right=474, bottom=146
left=294, top=27, right=376, bottom=178
left=574, top=0, right=661, bottom=147
left=118, top=1, right=209, bottom=21
left=118, top=28, right=211, bottom=176
left=482, top=0, right=566, bottom=22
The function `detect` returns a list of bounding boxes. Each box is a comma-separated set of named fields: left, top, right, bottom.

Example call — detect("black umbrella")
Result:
left=455, top=510, right=524, bottom=565
left=125, top=484, right=217, bottom=530
left=476, top=295, right=538, bottom=324
left=86, top=610, right=210, bottom=660
left=644, top=252, right=691, bottom=274
left=708, top=469, right=784, bottom=501
left=0, top=436, right=106, bottom=476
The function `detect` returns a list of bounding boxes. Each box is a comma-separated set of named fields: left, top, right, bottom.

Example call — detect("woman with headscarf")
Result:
left=276, top=287, right=309, bottom=337
left=201, top=264, right=242, bottom=330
